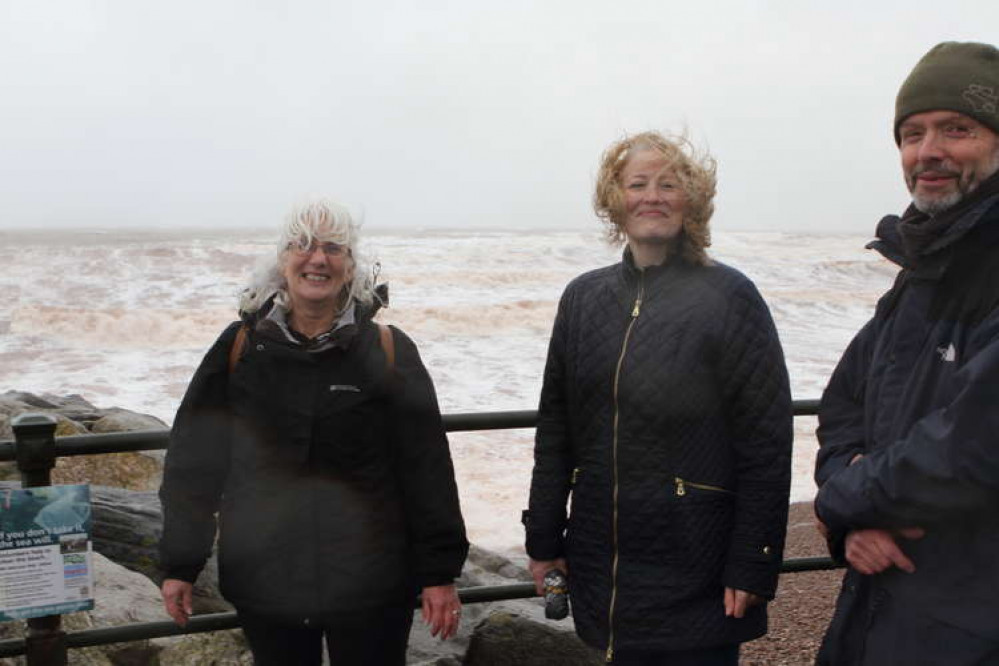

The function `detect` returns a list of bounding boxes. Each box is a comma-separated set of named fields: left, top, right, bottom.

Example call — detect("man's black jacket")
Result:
left=815, top=194, right=999, bottom=662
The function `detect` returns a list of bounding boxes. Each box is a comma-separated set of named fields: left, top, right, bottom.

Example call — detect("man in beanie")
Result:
left=813, top=41, right=999, bottom=665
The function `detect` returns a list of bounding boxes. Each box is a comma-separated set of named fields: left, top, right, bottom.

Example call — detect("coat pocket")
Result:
left=673, top=476, right=733, bottom=498
left=668, top=476, right=735, bottom=586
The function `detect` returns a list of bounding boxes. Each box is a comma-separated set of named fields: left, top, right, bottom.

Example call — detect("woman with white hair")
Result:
left=158, top=199, right=468, bottom=665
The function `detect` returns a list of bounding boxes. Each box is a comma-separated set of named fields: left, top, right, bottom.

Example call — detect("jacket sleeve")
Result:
left=812, top=319, right=876, bottom=561
left=524, top=287, right=575, bottom=560
left=815, top=319, right=876, bottom=487
left=815, top=313, right=999, bottom=532
left=158, top=322, right=240, bottom=583
left=389, top=327, right=469, bottom=588
left=718, top=279, right=793, bottom=599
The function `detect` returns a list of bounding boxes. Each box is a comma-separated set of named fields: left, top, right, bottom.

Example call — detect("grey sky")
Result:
left=1, top=1, right=996, bottom=233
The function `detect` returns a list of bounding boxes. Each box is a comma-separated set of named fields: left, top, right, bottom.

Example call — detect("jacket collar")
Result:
left=619, top=245, right=690, bottom=283
left=866, top=193, right=999, bottom=279
left=242, top=287, right=387, bottom=353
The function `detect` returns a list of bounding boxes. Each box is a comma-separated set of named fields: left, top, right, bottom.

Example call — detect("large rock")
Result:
left=0, top=393, right=108, bottom=438
left=89, top=410, right=167, bottom=435
left=463, top=612, right=601, bottom=666
left=50, top=453, right=162, bottom=493
left=87, top=486, right=230, bottom=614
left=406, top=544, right=573, bottom=665
left=0, top=392, right=166, bottom=490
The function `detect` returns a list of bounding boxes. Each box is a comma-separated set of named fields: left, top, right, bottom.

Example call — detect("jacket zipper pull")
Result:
left=632, top=272, right=645, bottom=317
left=605, top=646, right=614, bottom=663
left=571, top=468, right=580, bottom=485
left=675, top=477, right=686, bottom=497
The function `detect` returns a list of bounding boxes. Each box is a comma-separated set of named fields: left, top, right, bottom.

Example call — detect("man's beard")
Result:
left=910, top=149, right=999, bottom=215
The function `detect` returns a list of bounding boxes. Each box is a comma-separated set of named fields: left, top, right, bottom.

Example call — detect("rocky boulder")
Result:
left=0, top=392, right=166, bottom=490
left=463, top=612, right=601, bottom=666
left=88, top=485, right=230, bottom=614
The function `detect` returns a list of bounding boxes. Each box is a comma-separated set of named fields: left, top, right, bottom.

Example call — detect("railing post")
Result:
left=12, top=413, right=67, bottom=666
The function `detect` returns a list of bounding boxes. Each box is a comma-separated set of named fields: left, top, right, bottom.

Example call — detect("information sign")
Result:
left=0, top=485, right=93, bottom=621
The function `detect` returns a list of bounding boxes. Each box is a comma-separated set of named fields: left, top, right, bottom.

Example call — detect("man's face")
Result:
left=899, top=110, right=999, bottom=215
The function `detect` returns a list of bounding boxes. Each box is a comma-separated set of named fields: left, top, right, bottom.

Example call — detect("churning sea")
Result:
left=0, top=228, right=896, bottom=555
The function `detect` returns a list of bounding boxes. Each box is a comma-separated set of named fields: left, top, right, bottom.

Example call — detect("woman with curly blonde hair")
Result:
left=526, top=132, right=792, bottom=665
left=593, top=131, right=716, bottom=264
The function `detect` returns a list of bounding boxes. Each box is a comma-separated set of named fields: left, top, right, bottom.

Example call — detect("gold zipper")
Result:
left=674, top=477, right=733, bottom=497
left=606, top=272, right=644, bottom=663
left=571, top=467, right=581, bottom=485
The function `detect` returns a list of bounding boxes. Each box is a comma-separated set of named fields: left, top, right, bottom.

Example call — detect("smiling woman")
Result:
left=158, top=198, right=468, bottom=666
left=526, top=131, right=793, bottom=664
left=282, top=239, right=351, bottom=310
left=593, top=131, right=717, bottom=267
left=240, top=201, right=374, bottom=316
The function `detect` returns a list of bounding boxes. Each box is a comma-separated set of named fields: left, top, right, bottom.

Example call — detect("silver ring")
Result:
left=451, top=609, right=461, bottom=616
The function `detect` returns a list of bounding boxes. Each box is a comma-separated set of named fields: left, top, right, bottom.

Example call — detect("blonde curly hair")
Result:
left=593, top=131, right=717, bottom=265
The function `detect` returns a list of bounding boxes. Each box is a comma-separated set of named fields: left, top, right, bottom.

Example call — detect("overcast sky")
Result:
left=1, top=1, right=996, bottom=233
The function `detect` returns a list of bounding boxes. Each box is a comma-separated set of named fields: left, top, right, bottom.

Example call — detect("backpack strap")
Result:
left=228, top=325, right=249, bottom=375
left=378, top=323, right=395, bottom=372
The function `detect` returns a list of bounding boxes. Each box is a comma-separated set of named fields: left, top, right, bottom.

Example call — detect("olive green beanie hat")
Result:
left=894, top=41, right=999, bottom=144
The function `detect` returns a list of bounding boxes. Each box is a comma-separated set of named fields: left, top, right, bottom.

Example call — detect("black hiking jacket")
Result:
left=159, top=303, right=467, bottom=621
left=815, top=194, right=999, bottom=664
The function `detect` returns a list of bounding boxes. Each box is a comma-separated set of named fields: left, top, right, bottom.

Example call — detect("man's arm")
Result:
left=815, top=319, right=876, bottom=487
left=816, top=316, right=999, bottom=532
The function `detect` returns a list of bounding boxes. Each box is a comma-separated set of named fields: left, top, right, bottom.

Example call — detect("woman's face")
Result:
left=281, top=238, right=352, bottom=310
left=620, top=150, right=687, bottom=246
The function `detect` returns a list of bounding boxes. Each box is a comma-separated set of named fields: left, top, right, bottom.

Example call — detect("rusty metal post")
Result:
left=11, top=413, right=67, bottom=666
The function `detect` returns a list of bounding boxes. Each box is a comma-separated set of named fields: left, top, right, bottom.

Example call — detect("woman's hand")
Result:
left=421, top=583, right=462, bottom=639
left=528, top=557, right=568, bottom=595
left=723, top=587, right=764, bottom=618
left=161, top=578, right=194, bottom=626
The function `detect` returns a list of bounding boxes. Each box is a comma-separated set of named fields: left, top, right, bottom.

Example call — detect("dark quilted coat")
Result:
left=526, top=250, right=793, bottom=655
left=159, top=303, right=468, bottom=622
left=814, top=193, right=999, bottom=665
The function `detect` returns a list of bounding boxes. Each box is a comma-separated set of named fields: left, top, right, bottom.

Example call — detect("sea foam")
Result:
left=0, top=229, right=895, bottom=554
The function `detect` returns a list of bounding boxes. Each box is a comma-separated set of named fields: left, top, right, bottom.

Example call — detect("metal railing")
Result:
left=0, top=399, right=834, bottom=662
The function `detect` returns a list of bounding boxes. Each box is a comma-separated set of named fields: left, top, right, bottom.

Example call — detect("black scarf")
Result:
left=898, top=169, right=999, bottom=260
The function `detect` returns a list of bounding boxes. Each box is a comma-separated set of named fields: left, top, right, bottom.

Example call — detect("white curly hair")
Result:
left=239, top=199, right=377, bottom=314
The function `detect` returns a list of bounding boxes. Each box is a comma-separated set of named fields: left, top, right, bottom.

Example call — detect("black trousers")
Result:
left=238, top=604, right=414, bottom=666
left=611, top=643, right=740, bottom=666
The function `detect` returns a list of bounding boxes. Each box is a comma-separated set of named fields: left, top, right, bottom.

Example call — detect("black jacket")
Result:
left=815, top=194, right=999, bottom=664
left=159, top=304, right=468, bottom=621
left=526, top=251, right=793, bottom=655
